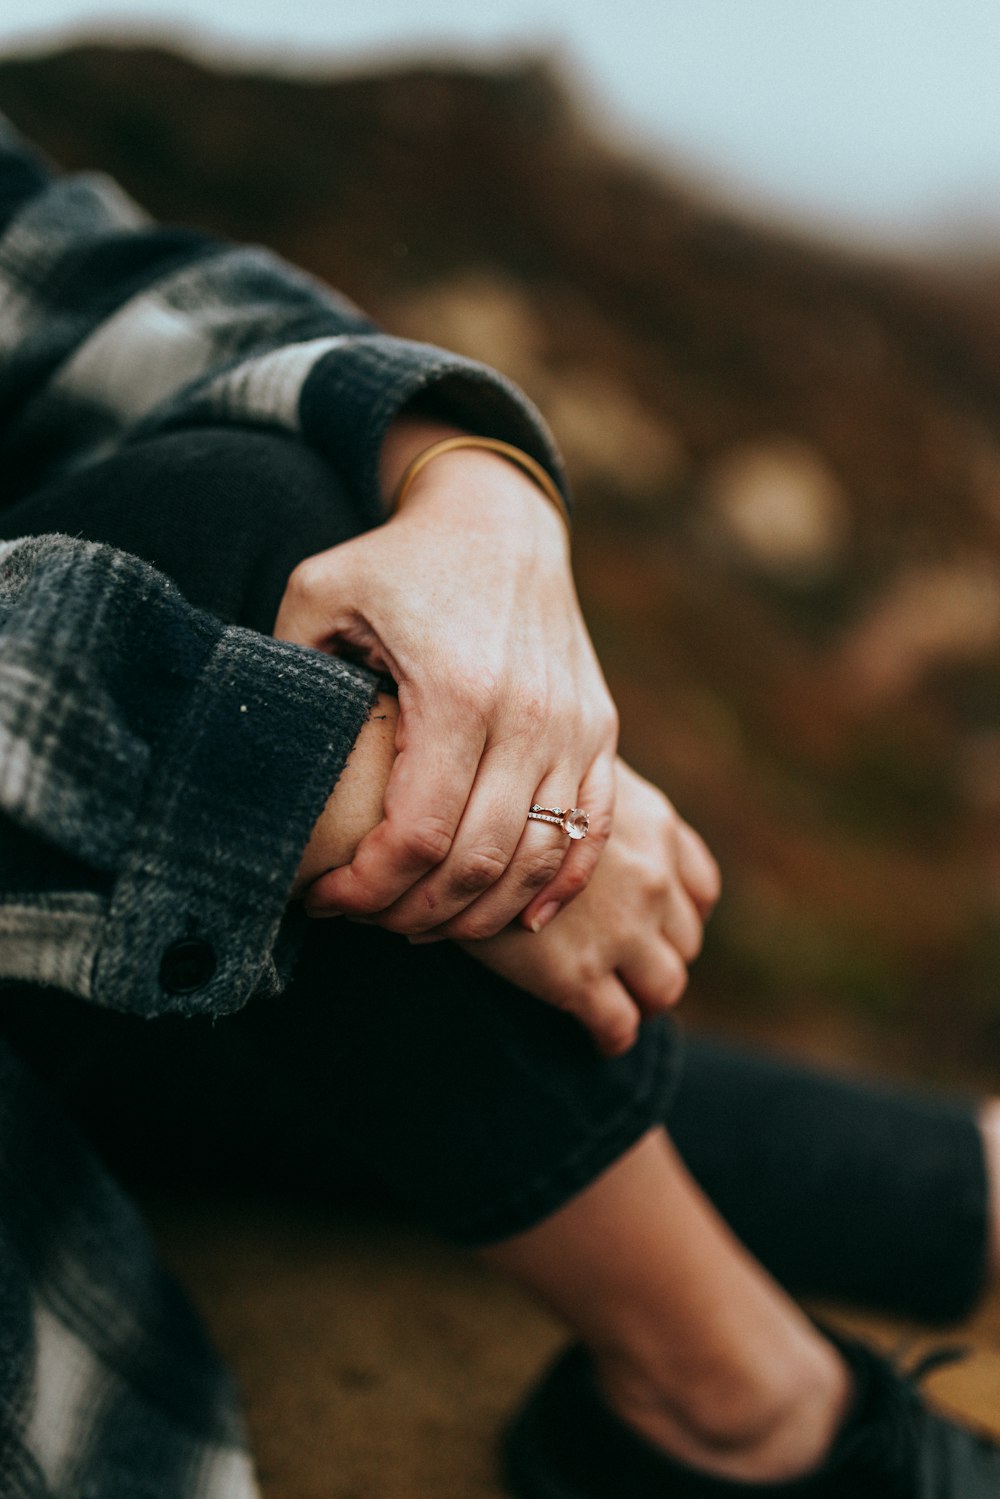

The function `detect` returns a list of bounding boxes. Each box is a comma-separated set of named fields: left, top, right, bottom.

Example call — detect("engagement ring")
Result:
left=527, top=805, right=590, bottom=840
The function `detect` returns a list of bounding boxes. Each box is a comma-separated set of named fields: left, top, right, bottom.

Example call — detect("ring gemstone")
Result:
left=562, top=808, right=590, bottom=840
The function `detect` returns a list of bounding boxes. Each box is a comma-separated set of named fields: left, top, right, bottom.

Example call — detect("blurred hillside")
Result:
left=8, top=44, right=1000, bottom=1077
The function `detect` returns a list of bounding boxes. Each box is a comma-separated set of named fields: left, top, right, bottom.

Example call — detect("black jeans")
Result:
left=0, top=428, right=989, bottom=1322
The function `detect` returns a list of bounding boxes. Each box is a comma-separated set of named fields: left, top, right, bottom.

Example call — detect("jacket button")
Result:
left=159, top=939, right=217, bottom=995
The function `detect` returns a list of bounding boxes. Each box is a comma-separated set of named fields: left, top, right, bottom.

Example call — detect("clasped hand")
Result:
left=275, top=429, right=618, bottom=938
left=467, top=760, right=720, bottom=1056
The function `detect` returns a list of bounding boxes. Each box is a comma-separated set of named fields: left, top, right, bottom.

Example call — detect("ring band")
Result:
left=527, top=805, right=590, bottom=840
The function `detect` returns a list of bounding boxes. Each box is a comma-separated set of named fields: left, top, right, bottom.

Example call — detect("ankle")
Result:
left=593, top=1332, right=853, bottom=1484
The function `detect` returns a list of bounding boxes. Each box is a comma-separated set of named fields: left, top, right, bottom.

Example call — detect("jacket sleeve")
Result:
left=0, top=533, right=379, bottom=1018
left=0, top=117, right=567, bottom=527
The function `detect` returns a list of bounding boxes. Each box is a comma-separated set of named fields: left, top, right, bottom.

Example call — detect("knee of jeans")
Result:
left=17, top=425, right=363, bottom=631
left=144, top=427, right=356, bottom=540
left=148, top=427, right=365, bottom=629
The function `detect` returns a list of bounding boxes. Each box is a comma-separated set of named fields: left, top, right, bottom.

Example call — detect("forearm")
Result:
left=0, top=534, right=378, bottom=1015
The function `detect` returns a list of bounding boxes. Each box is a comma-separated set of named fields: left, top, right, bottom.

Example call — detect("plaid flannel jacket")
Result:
left=0, top=117, right=564, bottom=1495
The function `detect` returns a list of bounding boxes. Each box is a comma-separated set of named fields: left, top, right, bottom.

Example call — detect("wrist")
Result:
left=394, top=435, right=569, bottom=526
left=378, top=414, right=466, bottom=499
left=379, top=418, right=569, bottom=550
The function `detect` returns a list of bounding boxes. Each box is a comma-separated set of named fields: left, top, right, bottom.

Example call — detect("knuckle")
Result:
left=662, top=954, right=689, bottom=1006
left=679, top=922, right=704, bottom=962
left=320, top=877, right=376, bottom=916
left=517, top=686, right=548, bottom=731
left=599, top=1012, right=640, bottom=1056
left=400, top=818, right=455, bottom=868
left=679, top=821, right=723, bottom=908
left=548, top=971, right=593, bottom=1015
left=659, top=800, right=679, bottom=837
left=372, top=890, right=437, bottom=934
left=286, top=553, right=328, bottom=601
left=451, top=664, right=498, bottom=717
left=449, top=908, right=505, bottom=942
left=600, top=699, right=620, bottom=745
left=555, top=859, right=592, bottom=900
left=579, top=814, right=612, bottom=857
left=450, top=846, right=509, bottom=898
left=544, top=977, right=580, bottom=1014
left=589, top=805, right=614, bottom=842
left=517, top=846, right=565, bottom=890
left=376, top=908, right=418, bottom=936
left=574, top=957, right=606, bottom=996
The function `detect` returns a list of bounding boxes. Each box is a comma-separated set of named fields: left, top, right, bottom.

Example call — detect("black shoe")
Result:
left=502, top=1333, right=1000, bottom=1496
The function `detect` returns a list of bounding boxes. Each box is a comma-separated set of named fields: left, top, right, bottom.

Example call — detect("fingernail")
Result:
left=529, top=900, right=562, bottom=934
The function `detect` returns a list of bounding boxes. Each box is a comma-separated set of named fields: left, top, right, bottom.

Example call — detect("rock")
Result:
left=394, top=273, right=685, bottom=493
left=542, top=367, right=685, bottom=493
left=706, top=439, right=849, bottom=579
left=838, top=557, right=1000, bottom=704
left=394, top=273, right=543, bottom=385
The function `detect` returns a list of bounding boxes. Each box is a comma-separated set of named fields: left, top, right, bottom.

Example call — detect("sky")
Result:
left=2, top=0, right=1000, bottom=249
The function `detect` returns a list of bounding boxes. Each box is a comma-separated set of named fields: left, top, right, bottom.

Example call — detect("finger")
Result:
left=565, top=974, right=643, bottom=1058
left=373, top=740, right=550, bottom=935
left=430, top=758, right=595, bottom=941
left=519, top=751, right=616, bottom=933
left=663, top=886, right=705, bottom=963
left=675, top=819, right=722, bottom=916
left=301, top=866, right=343, bottom=916
left=617, top=942, right=689, bottom=1016
left=304, top=691, right=485, bottom=916
left=418, top=809, right=569, bottom=941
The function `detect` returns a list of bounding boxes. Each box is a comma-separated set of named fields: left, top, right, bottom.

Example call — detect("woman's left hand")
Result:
left=274, top=421, right=619, bottom=940
left=462, top=760, right=721, bottom=1056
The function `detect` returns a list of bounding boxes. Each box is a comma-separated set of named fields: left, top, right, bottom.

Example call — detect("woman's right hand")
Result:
left=461, top=760, right=720, bottom=1057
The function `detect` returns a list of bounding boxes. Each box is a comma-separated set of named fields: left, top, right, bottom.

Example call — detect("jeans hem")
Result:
left=443, top=1016, right=684, bottom=1246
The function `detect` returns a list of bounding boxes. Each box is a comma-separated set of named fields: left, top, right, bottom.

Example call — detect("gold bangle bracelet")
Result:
left=390, top=436, right=570, bottom=527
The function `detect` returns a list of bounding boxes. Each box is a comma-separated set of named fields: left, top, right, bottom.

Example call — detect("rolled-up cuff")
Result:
left=95, top=630, right=378, bottom=1019
left=300, top=333, right=569, bottom=526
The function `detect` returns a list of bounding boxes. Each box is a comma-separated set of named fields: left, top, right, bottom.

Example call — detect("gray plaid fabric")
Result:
left=0, top=119, right=565, bottom=1494
left=0, top=115, right=563, bottom=524
left=0, top=533, right=379, bottom=1012
left=0, top=531, right=382, bottom=1498
left=0, top=1037, right=260, bottom=1499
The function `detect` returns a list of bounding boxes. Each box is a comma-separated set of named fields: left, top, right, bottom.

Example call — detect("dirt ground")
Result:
left=151, top=1198, right=1000, bottom=1499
